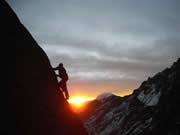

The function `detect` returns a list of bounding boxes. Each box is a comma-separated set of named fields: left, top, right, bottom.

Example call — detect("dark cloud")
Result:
left=7, top=0, right=180, bottom=97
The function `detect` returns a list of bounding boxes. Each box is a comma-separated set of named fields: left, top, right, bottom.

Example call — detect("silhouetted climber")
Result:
left=53, top=63, right=69, bottom=100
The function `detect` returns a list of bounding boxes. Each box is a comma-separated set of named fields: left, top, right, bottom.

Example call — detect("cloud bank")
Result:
left=7, top=0, right=180, bottom=97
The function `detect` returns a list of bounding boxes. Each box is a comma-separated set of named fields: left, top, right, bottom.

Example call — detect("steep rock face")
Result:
left=1, top=1, right=87, bottom=135
left=82, top=58, right=180, bottom=135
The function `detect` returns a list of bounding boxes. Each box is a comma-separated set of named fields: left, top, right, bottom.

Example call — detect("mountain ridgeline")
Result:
left=1, top=1, right=87, bottom=135
left=79, top=58, right=180, bottom=135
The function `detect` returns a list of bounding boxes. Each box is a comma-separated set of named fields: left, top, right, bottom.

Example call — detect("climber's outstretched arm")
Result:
left=53, top=66, right=59, bottom=70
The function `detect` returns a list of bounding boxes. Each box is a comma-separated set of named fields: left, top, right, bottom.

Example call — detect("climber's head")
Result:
left=59, top=63, right=63, bottom=67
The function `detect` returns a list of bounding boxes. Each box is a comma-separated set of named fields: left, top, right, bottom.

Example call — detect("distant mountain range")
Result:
left=78, top=58, right=180, bottom=135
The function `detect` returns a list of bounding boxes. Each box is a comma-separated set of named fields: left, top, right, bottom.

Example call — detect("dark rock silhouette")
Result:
left=0, top=1, right=87, bottom=135
left=81, top=58, right=180, bottom=135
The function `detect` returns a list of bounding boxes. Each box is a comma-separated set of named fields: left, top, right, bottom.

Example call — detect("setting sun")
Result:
left=68, top=97, right=94, bottom=105
left=68, top=97, right=95, bottom=111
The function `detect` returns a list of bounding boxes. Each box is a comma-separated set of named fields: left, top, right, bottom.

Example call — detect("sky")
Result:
left=7, top=0, right=180, bottom=98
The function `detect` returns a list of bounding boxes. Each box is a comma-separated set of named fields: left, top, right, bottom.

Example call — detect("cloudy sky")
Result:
left=7, top=0, right=180, bottom=98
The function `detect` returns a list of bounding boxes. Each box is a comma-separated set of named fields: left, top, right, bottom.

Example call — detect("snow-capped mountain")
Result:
left=80, top=58, right=180, bottom=135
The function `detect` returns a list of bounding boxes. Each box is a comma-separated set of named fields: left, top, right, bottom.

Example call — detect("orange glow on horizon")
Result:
left=68, top=97, right=94, bottom=106
left=67, top=91, right=133, bottom=113
left=68, top=97, right=95, bottom=112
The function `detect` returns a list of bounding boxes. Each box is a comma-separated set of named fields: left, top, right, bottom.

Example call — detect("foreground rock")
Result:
left=1, top=1, right=87, bottom=135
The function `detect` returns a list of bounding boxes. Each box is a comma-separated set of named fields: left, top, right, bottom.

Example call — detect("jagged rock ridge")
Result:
left=1, top=1, right=87, bottom=135
left=81, top=58, right=180, bottom=135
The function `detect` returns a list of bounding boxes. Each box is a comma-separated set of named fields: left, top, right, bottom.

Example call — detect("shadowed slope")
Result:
left=0, top=1, right=87, bottom=135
